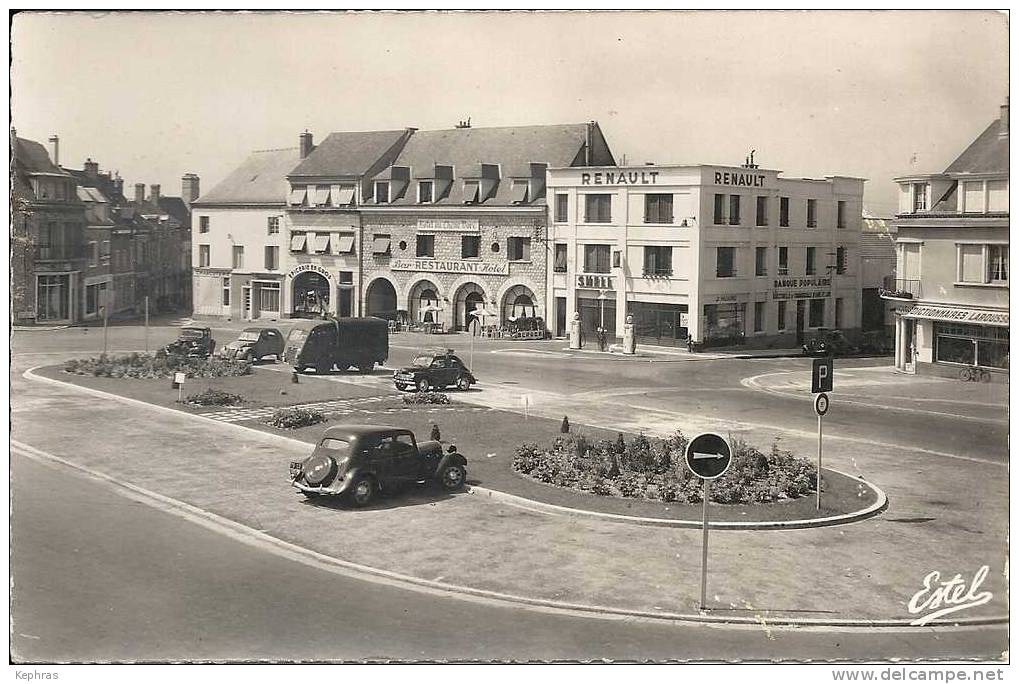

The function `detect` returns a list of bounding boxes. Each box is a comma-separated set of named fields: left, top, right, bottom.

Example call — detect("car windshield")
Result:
left=180, top=329, right=205, bottom=339
left=238, top=332, right=260, bottom=342
left=319, top=438, right=351, bottom=454
left=287, top=329, right=308, bottom=346
left=411, top=355, right=434, bottom=368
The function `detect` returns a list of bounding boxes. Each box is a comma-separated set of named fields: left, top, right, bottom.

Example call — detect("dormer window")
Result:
left=511, top=181, right=528, bottom=204
left=419, top=181, right=433, bottom=203
left=912, top=183, right=929, bottom=212
left=375, top=182, right=389, bottom=204
left=463, top=180, right=479, bottom=204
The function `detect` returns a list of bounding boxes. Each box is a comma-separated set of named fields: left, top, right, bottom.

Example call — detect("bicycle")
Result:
left=959, top=365, right=992, bottom=382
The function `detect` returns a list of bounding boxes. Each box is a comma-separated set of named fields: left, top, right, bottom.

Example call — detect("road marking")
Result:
left=740, top=372, right=1009, bottom=425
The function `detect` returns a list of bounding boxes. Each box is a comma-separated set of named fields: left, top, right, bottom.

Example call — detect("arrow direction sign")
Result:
left=692, top=451, right=726, bottom=461
left=685, top=433, right=733, bottom=480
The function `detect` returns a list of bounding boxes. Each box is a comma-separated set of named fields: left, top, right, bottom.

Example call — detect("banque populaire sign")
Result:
left=390, top=258, right=510, bottom=276
left=771, top=276, right=832, bottom=300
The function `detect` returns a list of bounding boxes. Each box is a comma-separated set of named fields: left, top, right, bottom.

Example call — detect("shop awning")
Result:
left=335, top=186, right=356, bottom=205
left=372, top=236, right=391, bottom=254
left=289, top=188, right=307, bottom=206
left=899, top=303, right=1009, bottom=327
left=462, top=181, right=479, bottom=204
left=290, top=234, right=307, bottom=252
left=335, top=234, right=355, bottom=254
left=312, top=234, right=331, bottom=253
left=511, top=182, right=528, bottom=204
left=313, top=187, right=331, bottom=207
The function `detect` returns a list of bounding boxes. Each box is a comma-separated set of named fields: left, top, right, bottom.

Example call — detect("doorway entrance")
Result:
left=364, top=278, right=398, bottom=320
left=292, top=271, right=330, bottom=318
left=795, top=300, right=806, bottom=346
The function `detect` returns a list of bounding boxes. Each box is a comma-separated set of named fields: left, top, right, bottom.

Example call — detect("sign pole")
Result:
left=816, top=412, right=823, bottom=511
left=144, top=296, right=150, bottom=353
left=700, top=478, right=710, bottom=610
left=102, top=306, right=109, bottom=355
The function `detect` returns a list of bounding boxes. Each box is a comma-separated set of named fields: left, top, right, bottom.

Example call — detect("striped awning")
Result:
left=372, top=236, right=391, bottom=254
left=335, top=235, right=355, bottom=254
left=312, top=234, right=331, bottom=253
left=289, top=188, right=307, bottom=206
left=335, top=186, right=356, bottom=205
left=313, top=187, right=331, bottom=207
left=290, top=234, right=307, bottom=251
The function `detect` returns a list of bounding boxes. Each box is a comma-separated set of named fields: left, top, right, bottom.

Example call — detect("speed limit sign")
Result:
left=814, top=392, right=829, bottom=417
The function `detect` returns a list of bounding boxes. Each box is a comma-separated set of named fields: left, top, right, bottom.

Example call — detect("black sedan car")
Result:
left=290, top=425, right=468, bottom=506
left=220, top=327, right=284, bottom=362
left=393, top=348, right=476, bottom=392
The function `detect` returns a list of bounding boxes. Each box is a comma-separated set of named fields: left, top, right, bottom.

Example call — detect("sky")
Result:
left=11, top=10, right=1009, bottom=216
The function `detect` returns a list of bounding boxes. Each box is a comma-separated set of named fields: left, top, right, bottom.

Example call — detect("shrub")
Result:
left=185, top=388, right=244, bottom=406
left=402, top=391, right=451, bottom=405
left=560, top=416, right=570, bottom=433
left=266, top=407, right=327, bottom=430
left=63, top=352, right=251, bottom=380
left=430, top=423, right=441, bottom=441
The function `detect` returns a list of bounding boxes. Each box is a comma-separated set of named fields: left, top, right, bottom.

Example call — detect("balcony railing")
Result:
left=879, top=276, right=921, bottom=300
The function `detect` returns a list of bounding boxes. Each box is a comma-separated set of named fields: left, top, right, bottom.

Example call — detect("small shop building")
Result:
left=886, top=102, right=1009, bottom=378
left=545, top=162, right=865, bottom=348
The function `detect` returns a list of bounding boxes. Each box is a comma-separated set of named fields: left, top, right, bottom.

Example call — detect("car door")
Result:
left=450, top=355, right=469, bottom=381
left=369, top=436, right=398, bottom=484
left=390, top=433, right=422, bottom=481
left=429, top=356, right=452, bottom=387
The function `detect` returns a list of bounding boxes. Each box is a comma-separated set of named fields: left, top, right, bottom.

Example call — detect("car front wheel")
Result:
left=347, top=476, right=376, bottom=507
left=456, top=375, right=471, bottom=391
left=416, top=378, right=430, bottom=392
left=439, top=464, right=466, bottom=491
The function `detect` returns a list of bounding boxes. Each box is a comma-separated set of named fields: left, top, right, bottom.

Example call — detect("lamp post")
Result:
left=597, top=290, right=608, bottom=329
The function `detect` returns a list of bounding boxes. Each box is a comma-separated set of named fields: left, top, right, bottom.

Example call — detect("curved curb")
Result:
left=467, top=470, right=888, bottom=531
left=19, top=365, right=1004, bottom=630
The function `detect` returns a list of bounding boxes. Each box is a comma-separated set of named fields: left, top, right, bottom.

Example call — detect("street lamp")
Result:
left=597, top=290, right=608, bottom=329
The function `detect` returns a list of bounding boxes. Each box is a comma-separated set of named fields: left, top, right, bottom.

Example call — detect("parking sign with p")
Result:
left=811, top=357, right=833, bottom=394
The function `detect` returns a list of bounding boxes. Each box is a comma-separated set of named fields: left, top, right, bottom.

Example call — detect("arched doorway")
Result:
left=409, top=280, right=441, bottom=323
left=453, top=282, right=486, bottom=332
left=502, top=284, right=538, bottom=322
left=364, top=278, right=397, bottom=320
left=292, top=271, right=331, bottom=318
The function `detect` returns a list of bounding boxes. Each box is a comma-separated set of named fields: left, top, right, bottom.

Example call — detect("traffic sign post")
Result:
left=812, top=349, right=832, bottom=508
left=685, top=432, right=733, bottom=610
left=172, top=371, right=186, bottom=403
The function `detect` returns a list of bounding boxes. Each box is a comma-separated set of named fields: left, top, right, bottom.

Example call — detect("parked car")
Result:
left=802, top=328, right=853, bottom=357
left=284, top=317, right=389, bottom=374
left=289, top=425, right=468, bottom=506
left=393, top=348, right=476, bottom=392
left=220, top=327, right=284, bottom=362
left=163, top=327, right=216, bottom=358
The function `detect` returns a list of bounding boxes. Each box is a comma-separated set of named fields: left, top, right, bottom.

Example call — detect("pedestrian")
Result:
left=597, top=326, right=607, bottom=352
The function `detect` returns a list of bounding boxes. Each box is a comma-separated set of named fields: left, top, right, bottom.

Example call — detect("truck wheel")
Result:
left=358, top=361, right=373, bottom=374
left=438, top=464, right=466, bottom=491
left=347, top=476, right=376, bottom=507
left=456, top=375, right=471, bottom=391
left=416, top=378, right=430, bottom=392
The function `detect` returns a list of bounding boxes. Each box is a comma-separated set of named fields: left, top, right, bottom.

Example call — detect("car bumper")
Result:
left=290, top=476, right=352, bottom=496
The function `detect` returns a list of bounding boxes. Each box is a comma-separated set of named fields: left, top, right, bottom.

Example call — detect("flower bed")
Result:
left=185, top=388, right=244, bottom=406
left=512, top=432, right=817, bottom=505
left=64, top=352, right=251, bottom=379
left=266, top=407, right=327, bottom=430
left=402, top=391, right=451, bottom=405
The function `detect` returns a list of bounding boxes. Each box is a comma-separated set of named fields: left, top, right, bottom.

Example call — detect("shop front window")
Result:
left=259, top=283, right=281, bottom=313
left=935, top=322, right=1009, bottom=369
left=37, top=274, right=70, bottom=321
left=702, top=302, right=744, bottom=345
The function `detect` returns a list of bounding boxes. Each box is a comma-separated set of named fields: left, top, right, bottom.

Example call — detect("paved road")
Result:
left=11, top=451, right=1005, bottom=662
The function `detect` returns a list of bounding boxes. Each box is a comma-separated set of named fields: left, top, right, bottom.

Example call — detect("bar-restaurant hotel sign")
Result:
left=391, top=258, right=509, bottom=275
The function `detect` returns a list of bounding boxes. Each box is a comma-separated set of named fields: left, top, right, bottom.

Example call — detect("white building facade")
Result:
left=545, top=164, right=865, bottom=348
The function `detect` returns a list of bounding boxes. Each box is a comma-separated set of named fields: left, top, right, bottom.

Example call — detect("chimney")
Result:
left=999, top=97, right=1009, bottom=138
left=585, top=122, right=595, bottom=165
left=299, top=130, right=314, bottom=159
left=134, top=183, right=145, bottom=203
left=150, top=184, right=161, bottom=206
left=84, top=158, right=99, bottom=179
left=48, top=135, right=59, bottom=165
left=181, top=173, right=200, bottom=205
left=112, top=173, right=123, bottom=198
